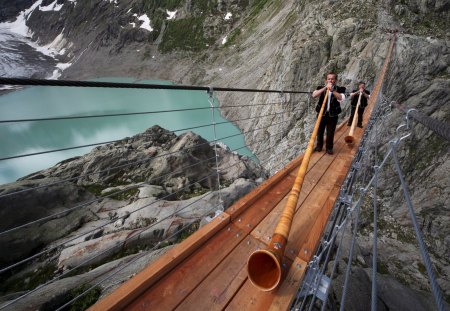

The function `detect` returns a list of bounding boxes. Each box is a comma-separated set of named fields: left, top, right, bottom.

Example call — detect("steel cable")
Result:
left=391, top=101, right=450, bottom=142
left=391, top=139, right=446, bottom=311
left=0, top=107, right=301, bottom=161
left=0, top=77, right=309, bottom=94
left=0, top=101, right=302, bottom=124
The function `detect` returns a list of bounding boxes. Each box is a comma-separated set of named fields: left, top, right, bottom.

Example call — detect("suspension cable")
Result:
left=0, top=101, right=302, bottom=123
left=0, top=107, right=302, bottom=161
left=0, top=77, right=309, bottom=94
left=391, top=133, right=445, bottom=311
left=391, top=101, right=450, bottom=142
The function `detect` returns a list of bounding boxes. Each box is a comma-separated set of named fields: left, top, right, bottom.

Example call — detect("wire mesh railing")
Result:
left=0, top=78, right=310, bottom=310
left=290, top=92, right=449, bottom=311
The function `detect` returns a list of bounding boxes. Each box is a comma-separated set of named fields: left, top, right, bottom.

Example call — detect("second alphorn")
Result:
left=344, top=91, right=362, bottom=144
left=247, top=88, right=330, bottom=291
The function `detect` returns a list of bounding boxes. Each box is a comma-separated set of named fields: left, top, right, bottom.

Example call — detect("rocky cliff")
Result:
left=1, top=0, right=449, bottom=308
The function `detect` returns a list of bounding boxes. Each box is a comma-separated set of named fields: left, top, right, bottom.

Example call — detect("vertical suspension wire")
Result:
left=279, top=91, right=290, bottom=168
left=371, top=165, right=379, bottom=311
left=339, top=189, right=364, bottom=311
left=208, top=87, right=223, bottom=213
left=390, top=132, right=445, bottom=311
left=370, top=89, right=384, bottom=311
left=280, top=91, right=285, bottom=143
left=319, top=205, right=353, bottom=311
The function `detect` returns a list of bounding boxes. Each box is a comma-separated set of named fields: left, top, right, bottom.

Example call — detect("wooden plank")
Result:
left=226, top=154, right=305, bottom=220
left=231, top=173, right=296, bottom=234
left=176, top=235, right=266, bottom=311
left=125, top=223, right=245, bottom=311
left=269, top=256, right=308, bottom=311
left=224, top=279, right=276, bottom=311
left=249, top=163, right=326, bottom=245
left=89, top=212, right=231, bottom=311
left=286, top=159, right=346, bottom=262
left=297, top=159, right=349, bottom=262
left=225, top=256, right=306, bottom=311
left=250, top=145, right=337, bottom=250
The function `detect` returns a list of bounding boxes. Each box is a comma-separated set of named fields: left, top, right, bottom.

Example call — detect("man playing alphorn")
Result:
left=347, top=81, right=371, bottom=128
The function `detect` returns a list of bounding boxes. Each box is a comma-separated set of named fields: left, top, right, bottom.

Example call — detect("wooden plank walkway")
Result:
left=90, top=119, right=365, bottom=311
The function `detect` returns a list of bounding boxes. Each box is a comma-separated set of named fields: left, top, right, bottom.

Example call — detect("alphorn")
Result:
left=247, top=88, right=330, bottom=291
left=344, top=92, right=362, bottom=144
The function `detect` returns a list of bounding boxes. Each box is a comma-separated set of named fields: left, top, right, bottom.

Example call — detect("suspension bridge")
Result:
left=0, top=33, right=448, bottom=311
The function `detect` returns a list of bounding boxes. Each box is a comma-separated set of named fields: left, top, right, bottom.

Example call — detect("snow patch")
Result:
left=33, top=30, right=68, bottom=57
left=166, top=10, right=177, bottom=20
left=48, top=62, right=72, bottom=79
left=137, top=14, right=153, bottom=32
left=214, top=142, right=230, bottom=151
left=0, top=0, right=43, bottom=37
left=39, top=1, right=64, bottom=12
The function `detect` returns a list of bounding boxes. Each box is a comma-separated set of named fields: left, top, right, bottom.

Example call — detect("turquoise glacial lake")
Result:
left=0, top=78, right=255, bottom=184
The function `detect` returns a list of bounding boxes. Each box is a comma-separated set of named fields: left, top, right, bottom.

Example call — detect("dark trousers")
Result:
left=316, top=112, right=338, bottom=150
left=348, top=106, right=365, bottom=126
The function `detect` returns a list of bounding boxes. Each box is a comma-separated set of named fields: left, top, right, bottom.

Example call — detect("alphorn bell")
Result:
left=344, top=92, right=362, bottom=144
left=247, top=88, right=330, bottom=291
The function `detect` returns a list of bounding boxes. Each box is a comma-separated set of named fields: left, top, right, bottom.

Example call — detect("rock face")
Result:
left=0, top=0, right=33, bottom=22
left=0, top=178, right=98, bottom=268
left=1, top=0, right=449, bottom=308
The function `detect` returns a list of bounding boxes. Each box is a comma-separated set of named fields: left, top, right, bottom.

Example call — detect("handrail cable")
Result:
left=0, top=108, right=301, bottom=161
left=0, top=101, right=301, bottom=124
left=0, top=77, right=310, bottom=94
left=391, top=128, right=445, bottom=311
left=391, top=101, right=450, bottom=142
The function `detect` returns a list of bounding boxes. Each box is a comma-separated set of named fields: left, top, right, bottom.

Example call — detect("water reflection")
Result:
left=0, top=78, right=255, bottom=184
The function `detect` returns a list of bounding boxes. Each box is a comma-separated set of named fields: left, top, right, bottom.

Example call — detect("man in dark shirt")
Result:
left=347, top=81, right=371, bottom=128
left=312, top=72, right=346, bottom=155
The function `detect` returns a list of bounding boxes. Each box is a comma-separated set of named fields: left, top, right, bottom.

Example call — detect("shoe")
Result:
left=357, top=124, right=363, bottom=128
left=326, top=149, right=334, bottom=155
left=314, top=146, right=322, bottom=152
